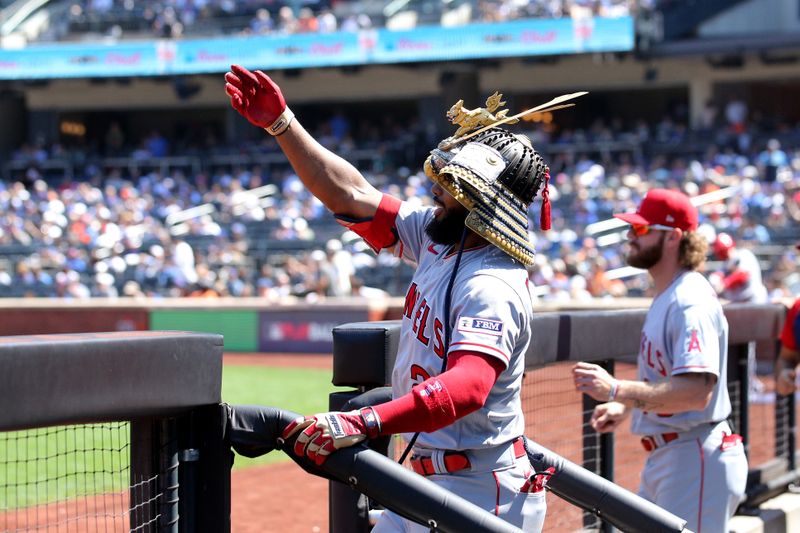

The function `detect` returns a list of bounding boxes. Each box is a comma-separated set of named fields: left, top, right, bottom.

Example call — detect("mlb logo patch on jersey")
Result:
left=457, top=317, right=504, bottom=337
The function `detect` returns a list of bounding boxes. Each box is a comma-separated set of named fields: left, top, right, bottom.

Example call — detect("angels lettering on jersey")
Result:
left=403, top=280, right=506, bottom=383
left=639, top=326, right=706, bottom=418
left=403, top=282, right=446, bottom=360
left=639, top=327, right=705, bottom=378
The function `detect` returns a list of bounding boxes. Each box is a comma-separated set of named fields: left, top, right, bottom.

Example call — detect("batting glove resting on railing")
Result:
left=281, top=407, right=382, bottom=465
left=224, top=64, right=294, bottom=136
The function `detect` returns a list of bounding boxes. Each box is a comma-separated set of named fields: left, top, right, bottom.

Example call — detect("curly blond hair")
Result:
left=679, top=231, right=708, bottom=271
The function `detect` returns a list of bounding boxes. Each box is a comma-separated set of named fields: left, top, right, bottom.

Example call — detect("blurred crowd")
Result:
left=55, top=0, right=645, bottom=41
left=2, top=101, right=799, bottom=302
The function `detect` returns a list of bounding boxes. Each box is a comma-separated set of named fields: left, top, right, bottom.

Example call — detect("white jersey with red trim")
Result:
left=630, top=270, right=731, bottom=435
left=721, top=247, right=768, bottom=304
left=388, top=200, right=533, bottom=451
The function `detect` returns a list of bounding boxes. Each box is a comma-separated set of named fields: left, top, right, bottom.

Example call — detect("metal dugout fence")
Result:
left=0, top=331, right=230, bottom=533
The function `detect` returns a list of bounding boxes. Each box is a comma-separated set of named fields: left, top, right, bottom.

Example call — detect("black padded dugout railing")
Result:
left=329, top=303, right=789, bottom=533
left=226, top=404, right=525, bottom=533
left=0, top=331, right=230, bottom=533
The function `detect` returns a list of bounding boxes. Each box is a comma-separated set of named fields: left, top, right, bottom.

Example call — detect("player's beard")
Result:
left=626, top=232, right=667, bottom=269
left=425, top=204, right=468, bottom=245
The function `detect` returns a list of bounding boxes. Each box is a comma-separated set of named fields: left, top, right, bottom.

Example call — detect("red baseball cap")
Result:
left=614, top=188, right=698, bottom=231
left=713, top=232, right=735, bottom=259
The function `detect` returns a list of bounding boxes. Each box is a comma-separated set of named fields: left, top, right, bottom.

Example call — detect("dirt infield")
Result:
left=230, top=353, right=332, bottom=532
left=233, top=461, right=328, bottom=533
left=0, top=462, right=325, bottom=533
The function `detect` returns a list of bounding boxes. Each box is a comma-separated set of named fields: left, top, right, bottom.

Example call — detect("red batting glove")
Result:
left=224, top=64, right=288, bottom=131
left=280, top=407, right=381, bottom=465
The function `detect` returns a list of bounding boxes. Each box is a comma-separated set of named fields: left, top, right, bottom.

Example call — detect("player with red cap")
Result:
left=708, top=230, right=769, bottom=401
left=710, top=232, right=768, bottom=304
left=572, top=188, right=748, bottom=533
left=611, top=188, right=699, bottom=232
left=713, top=233, right=735, bottom=261
left=774, top=241, right=800, bottom=396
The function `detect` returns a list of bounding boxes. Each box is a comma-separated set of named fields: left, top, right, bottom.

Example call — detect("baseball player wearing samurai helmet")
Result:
left=224, top=64, right=555, bottom=532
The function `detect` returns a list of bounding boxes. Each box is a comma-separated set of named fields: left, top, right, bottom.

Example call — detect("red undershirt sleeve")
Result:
left=372, top=350, right=504, bottom=436
left=722, top=269, right=749, bottom=290
left=334, top=193, right=401, bottom=253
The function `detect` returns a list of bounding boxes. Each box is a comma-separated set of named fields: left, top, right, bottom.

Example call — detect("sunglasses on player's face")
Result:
left=630, top=223, right=675, bottom=237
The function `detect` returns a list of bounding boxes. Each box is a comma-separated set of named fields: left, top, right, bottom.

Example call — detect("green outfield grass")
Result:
left=0, top=363, right=341, bottom=508
left=221, top=364, right=345, bottom=469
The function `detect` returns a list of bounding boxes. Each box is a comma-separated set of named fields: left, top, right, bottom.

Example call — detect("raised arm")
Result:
left=224, top=64, right=382, bottom=220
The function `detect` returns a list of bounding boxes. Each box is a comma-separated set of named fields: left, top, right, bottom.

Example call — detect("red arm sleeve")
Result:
left=722, top=269, right=749, bottom=290
left=780, top=299, right=800, bottom=351
left=372, top=350, right=504, bottom=436
left=334, top=193, right=401, bottom=252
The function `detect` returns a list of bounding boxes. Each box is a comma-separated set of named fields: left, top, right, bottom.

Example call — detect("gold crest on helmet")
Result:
left=445, top=92, right=519, bottom=138
left=439, top=90, right=589, bottom=151
left=428, top=91, right=589, bottom=265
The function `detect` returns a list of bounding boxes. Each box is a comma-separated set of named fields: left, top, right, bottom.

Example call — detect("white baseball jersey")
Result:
left=721, top=248, right=767, bottom=304
left=631, top=270, right=731, bottom=435
left=388, top=201, right=533, bottom=451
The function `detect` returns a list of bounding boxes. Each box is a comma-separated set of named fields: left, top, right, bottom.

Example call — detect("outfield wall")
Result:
left=0, top=298, right=389, bottom=353
left=0, top=297, right=776, bottom=354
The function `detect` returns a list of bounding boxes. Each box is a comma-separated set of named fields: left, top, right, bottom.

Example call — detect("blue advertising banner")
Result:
left=369, top=17, right=633, bottom=63
left=259, top=308, right=372, bottom=353
left=0, top=17, right=633, bottom=80
left=0, top=41, right=160, bottom=79
left=173, top=32, right=366, bottom=74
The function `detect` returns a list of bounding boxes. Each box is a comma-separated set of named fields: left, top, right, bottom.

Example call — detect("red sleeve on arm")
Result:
left=722, top=269, right=749, bottom=290
left=334, top=193, right=401, bottom=253
left=781, top=300, right=800, bottom=350
left=372, top=351, right=503, bottom=436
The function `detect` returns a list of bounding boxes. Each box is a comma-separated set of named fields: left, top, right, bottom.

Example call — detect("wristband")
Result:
left=608, top=381, right=619, bottom=402
left=265, top=107, right=294, bottom=136
left=359, top=406, right=382, bottom=439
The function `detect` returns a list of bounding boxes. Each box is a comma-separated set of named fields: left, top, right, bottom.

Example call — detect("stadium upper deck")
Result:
left=6, top=0, right=641, bottom=43
left=0, top=0, right=797, bottom=300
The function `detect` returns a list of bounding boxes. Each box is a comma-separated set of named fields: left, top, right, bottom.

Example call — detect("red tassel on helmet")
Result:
left=540, top=168, right=551, bottom=231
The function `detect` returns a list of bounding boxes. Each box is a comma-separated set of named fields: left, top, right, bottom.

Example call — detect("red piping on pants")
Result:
left=696, top=438, right=705, bottom=533
left=492, top=470, right=501, bottom=516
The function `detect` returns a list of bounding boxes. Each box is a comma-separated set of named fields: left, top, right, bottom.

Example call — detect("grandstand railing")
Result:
left=1, top=149, right=386, bottom=182
left=328, top=304, right=790, bottom=532
left=0, top=139, right=685, bottom=183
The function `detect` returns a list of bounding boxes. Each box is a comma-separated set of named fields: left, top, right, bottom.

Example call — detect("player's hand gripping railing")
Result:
left=225, top=404, right=524, bottom=533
